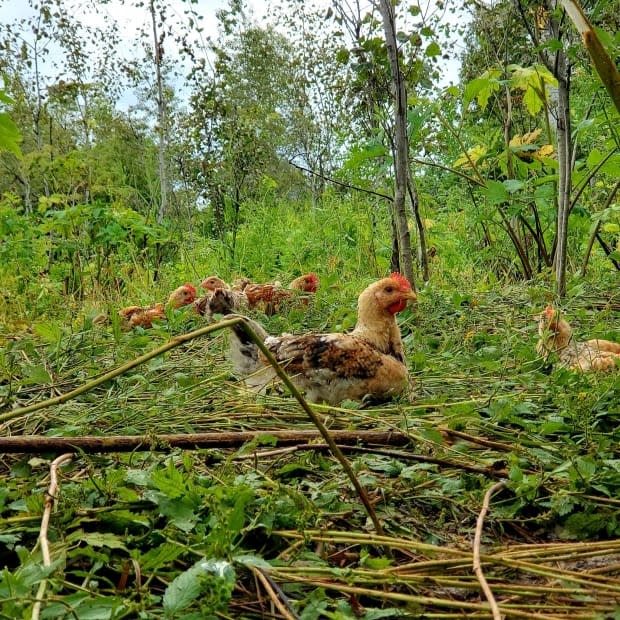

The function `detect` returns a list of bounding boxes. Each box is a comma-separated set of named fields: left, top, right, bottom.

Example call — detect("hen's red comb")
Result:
left=183, top=283, right=197, bottom=295
left=389, top=272, right=412, bottom=290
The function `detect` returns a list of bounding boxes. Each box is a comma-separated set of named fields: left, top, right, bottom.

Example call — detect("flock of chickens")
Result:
left=111, top=273, right=619, bottom=407
left=113, top=272, right=418, bottom=406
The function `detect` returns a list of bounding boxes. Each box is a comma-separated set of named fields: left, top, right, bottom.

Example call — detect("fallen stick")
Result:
left=0, top=430, right=411, bottom=454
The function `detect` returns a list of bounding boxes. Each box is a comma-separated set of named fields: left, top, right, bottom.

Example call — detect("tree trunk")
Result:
left=407, top=176, right=429, bottom=282
left=377, top=0, right=415, bottom=288
left=149, top=0, right=169, bottom=224
left=554, top=51, right=572, bottom=297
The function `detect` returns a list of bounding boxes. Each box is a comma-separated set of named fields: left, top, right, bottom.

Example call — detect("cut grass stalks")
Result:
left=276, top=530, right=620, bottom=590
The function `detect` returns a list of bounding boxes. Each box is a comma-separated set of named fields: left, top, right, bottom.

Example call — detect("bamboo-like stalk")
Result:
left=250, top=566, right=299, bottom=620
left=473, top=481, right=506, bottom=620
left=32, top=453, right=74, bottom=620
left=0, top=431, right=411, bottom=453
left=233, top=318, right=386, bottom=536
left=0, top=319, right=241, bottom=424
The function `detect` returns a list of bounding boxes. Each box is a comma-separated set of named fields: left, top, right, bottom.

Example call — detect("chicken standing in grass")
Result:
left=225, top=273, right=416, bottom=405
left=118, top=284, right=197, bottom=329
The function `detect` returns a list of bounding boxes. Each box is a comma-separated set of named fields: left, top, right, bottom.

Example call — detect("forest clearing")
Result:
left=1, top=0, right=619, bottom=617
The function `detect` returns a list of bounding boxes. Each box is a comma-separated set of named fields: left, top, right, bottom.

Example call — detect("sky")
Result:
left=1, top=0, right=465, bottom=100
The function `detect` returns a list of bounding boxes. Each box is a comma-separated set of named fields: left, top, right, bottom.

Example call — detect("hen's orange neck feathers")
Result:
left=352, top=275, right=416, bottom=355
left=537, top=305, right=573, bottom=353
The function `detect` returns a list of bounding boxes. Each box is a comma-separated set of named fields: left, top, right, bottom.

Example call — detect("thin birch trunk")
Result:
left=377, top=0, right=415, bottom=288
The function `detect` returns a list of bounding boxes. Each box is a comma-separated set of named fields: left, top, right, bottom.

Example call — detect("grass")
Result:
left=1, top=261, right=620, bottom=618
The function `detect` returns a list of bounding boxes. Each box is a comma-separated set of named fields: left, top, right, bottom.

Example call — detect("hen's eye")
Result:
left=385, top=286, right=394, bottom=293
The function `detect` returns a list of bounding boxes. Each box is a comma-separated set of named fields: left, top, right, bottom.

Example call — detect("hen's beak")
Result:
left=401, top=290, right=417, bottom=303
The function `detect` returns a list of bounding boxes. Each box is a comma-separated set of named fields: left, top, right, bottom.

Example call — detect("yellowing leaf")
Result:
left=453, top=145, right=487, bottom=169
left=509, top=129, right=542, bottom=147
left=532, top=144, right=555, bottom=160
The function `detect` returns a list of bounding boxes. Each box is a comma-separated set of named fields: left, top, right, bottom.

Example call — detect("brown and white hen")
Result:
left=225, top=273, right=416, bottom=405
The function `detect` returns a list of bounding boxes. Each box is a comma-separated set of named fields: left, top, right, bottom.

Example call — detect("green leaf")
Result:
left=0, top=112, right=22, bottom=156
left=141, top=543, right=185, bottom=571
left=425, top=42, right=441, bottom=57
left=21, top=364, right=52, bottom=385
left=464, top=77, right=500, bottom=109
left=66, top=531, right=128, bottom=551
left=482, top=180, right=509, bottom=205
left=503, top=179, right=525, bottom=193
left=419, top=427, right=444, bottom=445
left=335, top=48, right=350, bottom=64
left=150, top=460, right=186, bottom=498
left=33, top=321, right=64, bottom=343
left=163, top=559, right=235, bottom=616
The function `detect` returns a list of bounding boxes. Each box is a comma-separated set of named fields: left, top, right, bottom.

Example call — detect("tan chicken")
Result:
left=195, top=275, right=246, bottom=318
left=536, top=305, right=620, bottom=371
left=225, top=273, right=416, bottom=405
left=119, top=284, right=197, bottom=329
left=200, top=276, right=230, bottom=292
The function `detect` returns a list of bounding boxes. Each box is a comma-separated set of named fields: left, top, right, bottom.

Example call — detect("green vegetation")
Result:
left=1, top=0, right=619, bottom=617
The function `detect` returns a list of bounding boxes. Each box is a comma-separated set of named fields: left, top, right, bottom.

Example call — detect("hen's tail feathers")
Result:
left=209, top=289, right=240, bottom=315
left=224, top=314, right=277, bottom=392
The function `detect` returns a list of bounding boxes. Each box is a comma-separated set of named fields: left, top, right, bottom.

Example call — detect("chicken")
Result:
left=242, top=272, right=319, bottom=315
left=118, top=284, right=197, bottom=329
left=200, top=276, right=230, bottom=292
left=194, top=287, right=245, bottom=318
left=225, top=273, right=416, bottom=405
left=536, top=304, right=620, bottom=371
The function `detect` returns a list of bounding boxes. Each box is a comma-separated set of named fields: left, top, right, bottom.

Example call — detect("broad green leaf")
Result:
left=425, top=41, right=441, bottom=57
left=22, top=364, right=52, bottom=385
left=523, top=87, right=543, bottom=115
left=33, top=321, right=64, bottom=343
left=66, top=531, right=128, bottom=551
left=464, top=75, right=501, bottom=109
left=482, top=180, right=510, bottom=204
left=586, top=149, right=603, bottom=168
left=0, top=112, right=21, bottom=156
left=150, top=460, right=186, bottom=498
left=140, top=542, right=185, bottom=571
left=503, top=179, right=525, bottom=193
left=163, top=559, right=234, bottom=615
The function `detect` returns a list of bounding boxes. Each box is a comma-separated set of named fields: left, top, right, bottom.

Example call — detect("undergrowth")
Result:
left=1, top=252, right=620, bottom=617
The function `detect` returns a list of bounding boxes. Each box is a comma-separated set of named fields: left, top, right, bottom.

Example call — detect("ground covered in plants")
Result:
left=1, top=272, right=619, bottom=619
